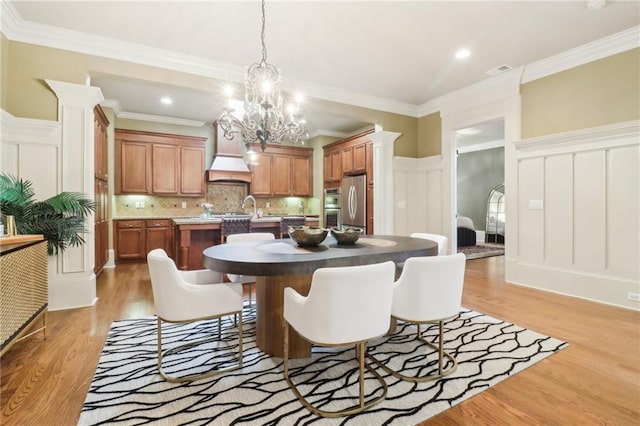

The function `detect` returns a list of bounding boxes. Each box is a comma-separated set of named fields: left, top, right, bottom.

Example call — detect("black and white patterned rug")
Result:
left=79, top=306, right=567, bottom=425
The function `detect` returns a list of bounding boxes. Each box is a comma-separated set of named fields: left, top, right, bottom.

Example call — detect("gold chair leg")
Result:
left=157, top=314, right=243, bottom=383
left=368, top=319, right=457, bottom=383
left=283, top=321, right=388, bottom=418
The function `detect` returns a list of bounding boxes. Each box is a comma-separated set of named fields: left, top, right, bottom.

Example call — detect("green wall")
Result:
left=521, top=48, right=640, bottom=139
left=417, top=112, right=442, bottom=157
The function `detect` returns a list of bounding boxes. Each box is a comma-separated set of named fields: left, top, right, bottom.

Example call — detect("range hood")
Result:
left=207, top=122, right=252, bottom=183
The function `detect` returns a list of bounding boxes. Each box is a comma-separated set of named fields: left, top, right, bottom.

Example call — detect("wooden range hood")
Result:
left=206, top=122, right=252, bottom=183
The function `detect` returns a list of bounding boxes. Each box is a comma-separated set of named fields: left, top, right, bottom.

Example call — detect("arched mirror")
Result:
left=485, top=183, right=505, bottom=244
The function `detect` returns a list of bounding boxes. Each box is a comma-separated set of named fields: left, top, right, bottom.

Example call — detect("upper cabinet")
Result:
left=249, top=144, right=313, bottom=197
left=323, top=130, right=373, bottom=184
left=115, top=129, right=206, bottom=196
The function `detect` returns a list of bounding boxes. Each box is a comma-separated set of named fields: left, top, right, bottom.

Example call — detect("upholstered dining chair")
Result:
left=147, top=248, right=244, bottom=383
left=283, top=261, right=396, bottom=418
left=410, top=232, right=448, bottom=255
left=369, top=253, right=466, bottom=383
left=226, top=232, right=275, bottom=305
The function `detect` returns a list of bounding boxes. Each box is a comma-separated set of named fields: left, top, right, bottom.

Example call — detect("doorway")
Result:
left=454, top=118, right=505, bottom=252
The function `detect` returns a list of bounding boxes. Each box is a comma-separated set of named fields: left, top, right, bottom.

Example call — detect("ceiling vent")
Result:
left=486, top=65, right=513, bottom=76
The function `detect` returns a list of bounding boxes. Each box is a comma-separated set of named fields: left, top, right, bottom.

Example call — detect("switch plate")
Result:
left=181, top=202, right=187, bottom=209
left=529, top=200, right=544, bottom=210
left=398, top=201, right=406, bottom=209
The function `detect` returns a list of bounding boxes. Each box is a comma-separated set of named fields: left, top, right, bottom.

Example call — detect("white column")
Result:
left=46, top=80, right=104, bottom=310
left=370, top=130, right=401, bottom=235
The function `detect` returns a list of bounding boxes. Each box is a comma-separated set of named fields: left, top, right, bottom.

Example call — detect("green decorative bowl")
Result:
left=288, top=225, right=329, bottom=247
left=330, top=227, right=363, bottom=245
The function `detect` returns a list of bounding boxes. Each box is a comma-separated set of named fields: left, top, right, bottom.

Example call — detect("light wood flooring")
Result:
left=1, top=256, right=639, bottom=425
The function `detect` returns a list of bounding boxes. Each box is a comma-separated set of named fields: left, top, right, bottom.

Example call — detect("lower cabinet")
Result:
left=145, top=219, right=174, bottom=258
left=114, top=219, right=174, bottom=262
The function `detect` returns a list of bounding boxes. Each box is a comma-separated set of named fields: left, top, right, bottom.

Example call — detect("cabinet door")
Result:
left=292, top=155, right=312, bottom=196
left=330, top=151, right=342, bottom=182
left=152, top=144, right=179, bottom=194
left=180, top=146, right=205, bottom=195
left=353, top=143, right=367, bottom=174
left=271, top=154, right=292, bottom=196
left=323, top=154, right=332, bottom=184
left=342, top=146, right=354, bottom=175
left=115, top=221, right=145, bottom=260
left=94, top=106, right=109, bottom=181
left=146, top=226, right=171, bottom=257
left=250, top=152, right=271, bottom=196
left=118, top=142, right=150, bottom=194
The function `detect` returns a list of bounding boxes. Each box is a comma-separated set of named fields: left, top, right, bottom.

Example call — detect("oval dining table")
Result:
left=203, top=234, right=437, bottom=358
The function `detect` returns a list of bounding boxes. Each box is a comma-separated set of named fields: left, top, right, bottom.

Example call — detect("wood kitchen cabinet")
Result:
left=249, top=144, right=312, bottom=197
left=114, top=220, right=146, bottom=261
left=323, top=150, right=342, bottom=186
left=114, top=219, right=175, bottom=262
left=145, top=219, right=174, bottom=259
left=94, top=105, right=110, bottom=275
left=115, top=129, right=206, bottom=196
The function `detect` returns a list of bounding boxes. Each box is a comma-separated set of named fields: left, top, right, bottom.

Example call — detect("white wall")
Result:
left=508, top=121, right=640, bottom=309
left=393, top=156, right=443, bottom=240
left=0, top=80, right=103, bottom=311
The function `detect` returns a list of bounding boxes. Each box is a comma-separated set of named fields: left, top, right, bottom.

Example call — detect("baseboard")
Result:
left=505, top=259, right=640, bottom=311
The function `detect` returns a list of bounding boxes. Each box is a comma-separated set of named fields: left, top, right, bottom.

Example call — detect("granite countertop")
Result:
left=115, top=214, right=320, bottom=225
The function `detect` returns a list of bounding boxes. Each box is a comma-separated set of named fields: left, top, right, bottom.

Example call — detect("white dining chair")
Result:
left=410, top=232, right=448, bottom=255
left=283, top=261, right=396, bottom=417
left=147, top=248, right=244, bottom=382
left=369, top=253, right=466, bottom=382
left=226, top=232, right=275, bottom=305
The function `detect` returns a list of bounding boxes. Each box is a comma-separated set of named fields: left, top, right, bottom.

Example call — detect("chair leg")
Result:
left=368, top=319, right=457, bottom=383
left=283, top=321, right=388, bottom=418
left=157, top=314, right=243, bottom=383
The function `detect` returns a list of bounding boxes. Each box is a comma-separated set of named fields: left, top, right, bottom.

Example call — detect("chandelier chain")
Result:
left=260, top=0, right=267, bottom=64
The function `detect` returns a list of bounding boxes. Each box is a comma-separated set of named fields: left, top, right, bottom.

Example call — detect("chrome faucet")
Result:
left=242, top=194, right=257, bottom=218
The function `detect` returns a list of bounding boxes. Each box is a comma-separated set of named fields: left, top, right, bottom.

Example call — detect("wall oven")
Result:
left=323, top=188, right=341, bottom=228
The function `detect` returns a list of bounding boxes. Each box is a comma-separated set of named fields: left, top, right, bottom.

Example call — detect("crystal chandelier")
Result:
left=218, top=0, right=306, bottom=152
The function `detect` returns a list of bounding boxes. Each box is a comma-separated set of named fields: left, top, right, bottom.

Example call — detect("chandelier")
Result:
left=218, top=0, right=306, bottom=152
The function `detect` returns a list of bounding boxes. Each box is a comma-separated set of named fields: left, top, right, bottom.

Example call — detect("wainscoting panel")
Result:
left=517, top=157, right=544, bottom=264
left=606, top=145, right=639, bottom=278
left=512, top=120, right=639, bottom=309
left=544, top=155, right=573, bottom=268
left=393, top=156, right=444, bottom=238
left=573, top=151, right=606, bottom=274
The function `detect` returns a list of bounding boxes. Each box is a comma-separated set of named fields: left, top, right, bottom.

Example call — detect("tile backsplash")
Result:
left=114, top=183, right=320, bottom=218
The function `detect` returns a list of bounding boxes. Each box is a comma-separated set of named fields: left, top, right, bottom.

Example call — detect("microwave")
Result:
left=324, top=188, right=341, bottom=209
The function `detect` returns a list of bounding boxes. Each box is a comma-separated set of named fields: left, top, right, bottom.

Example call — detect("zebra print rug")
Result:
left=79, top=306, right=567, bottom=425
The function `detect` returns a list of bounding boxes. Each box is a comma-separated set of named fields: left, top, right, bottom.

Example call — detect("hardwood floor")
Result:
left=1, top=256, right=638, bottom=425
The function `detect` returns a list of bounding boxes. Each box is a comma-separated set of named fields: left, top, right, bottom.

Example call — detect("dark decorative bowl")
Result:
left=288, top=226, right=329, bottom=247
left=331, top=227, right=363, bottom=245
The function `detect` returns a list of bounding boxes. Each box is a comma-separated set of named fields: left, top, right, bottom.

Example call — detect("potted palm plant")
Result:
left=0, top=173, right=95, bottom=255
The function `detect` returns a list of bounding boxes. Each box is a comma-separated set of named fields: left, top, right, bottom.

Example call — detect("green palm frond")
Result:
left=1, top=173, right=95, bottom=255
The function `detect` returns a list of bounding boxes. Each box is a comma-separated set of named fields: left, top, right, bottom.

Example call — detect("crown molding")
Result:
left=515, top=120, right=640, bottom=152
left=45, top=80, right=104, bottom=107
left=1, top=108, right=60, bottom=142
left=522, top=26, right=640, bottom=84
left=307, top=129, right=349, bottom=139
left=2, top=0, right=418, bottom=118
left=98, top=99, right=205, bottom=127
left=117, top=112, right=206, bottom=128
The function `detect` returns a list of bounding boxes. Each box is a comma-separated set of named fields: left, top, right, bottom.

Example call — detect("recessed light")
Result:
left=455, top=48, right=471, bottom=60
left=160, top=97, right=173, bottom=105
left=587, top=0, right=606, bottom=10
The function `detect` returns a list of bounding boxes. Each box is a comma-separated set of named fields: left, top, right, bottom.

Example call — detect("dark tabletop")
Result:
left=202, top=234, right=438, bottom=276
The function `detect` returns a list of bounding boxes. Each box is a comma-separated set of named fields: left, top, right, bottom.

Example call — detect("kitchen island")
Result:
left=171, top=215, right=319, bottom=270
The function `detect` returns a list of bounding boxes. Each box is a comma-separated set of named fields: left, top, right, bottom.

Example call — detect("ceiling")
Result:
left=8, top=1, right=640, bottom=139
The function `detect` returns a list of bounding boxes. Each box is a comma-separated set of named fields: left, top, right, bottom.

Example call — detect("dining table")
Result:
left=202, top=234, right=437, bottom=358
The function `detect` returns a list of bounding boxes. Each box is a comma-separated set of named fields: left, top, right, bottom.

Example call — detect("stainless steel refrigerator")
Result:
left=340, top=174, right=366, bottom=232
